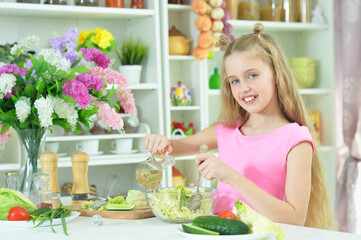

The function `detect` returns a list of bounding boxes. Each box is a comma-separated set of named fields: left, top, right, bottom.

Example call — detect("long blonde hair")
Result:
left=217, top=23, right=336, bottom=230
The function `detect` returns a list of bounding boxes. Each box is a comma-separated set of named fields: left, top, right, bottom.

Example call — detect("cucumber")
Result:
left=182, top=224, right=219, bottom=235
left=106, top=203, right=135, bottom=211
left=192, top=216, right=250, bottom=235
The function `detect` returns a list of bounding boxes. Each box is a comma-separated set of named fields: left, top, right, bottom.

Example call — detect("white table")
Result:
left=0, top=216, right=360, bottom=240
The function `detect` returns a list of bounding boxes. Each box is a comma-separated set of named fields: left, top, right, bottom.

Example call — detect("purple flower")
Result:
left=75, top=73, right=104, bottom=92
left=63, top=49, right=79, bottom=65
left=62, top=79, right=91, bottom=109
left=80, top=48, right=110, bottom=69
left=51, top=28, right=79, bottom=65
left=0, top=64, right=28, bottom=76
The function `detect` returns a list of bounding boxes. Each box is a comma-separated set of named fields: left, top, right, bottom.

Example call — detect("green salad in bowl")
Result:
left=146, top=186, right=218, bottom=223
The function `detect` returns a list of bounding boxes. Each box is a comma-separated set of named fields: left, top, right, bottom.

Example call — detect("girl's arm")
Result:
left=144, top=124, right=218, bottom=157
left=197, top=141, right=313, bottom=225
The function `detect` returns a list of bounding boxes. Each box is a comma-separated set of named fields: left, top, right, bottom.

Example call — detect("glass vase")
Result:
left=17, top=128, right=46, bottom=197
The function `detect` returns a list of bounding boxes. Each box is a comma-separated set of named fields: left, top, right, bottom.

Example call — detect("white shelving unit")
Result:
left=0, top=1, right=164, bottom=195
left=205, top=2, right=336, bottom=204
left=160, top=1, right=208, bottom=187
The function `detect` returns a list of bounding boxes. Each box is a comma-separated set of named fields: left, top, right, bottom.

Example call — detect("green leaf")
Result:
left=10, top=94, right=18, bottom=103
left=71, top=65, right=90, bottom=74
left=59, top=95, right=77, bottom=105
left=35, top=80, right=46, bottom=94
left=29, top=54, right=39, bottom=71
left=61, top=213, right=69, bottom=236
left=25, top=67, right=34, bottom=81
left=55, top=70, right=68, bottom=79
left=106, top=86, right=115, bottom=99
left=79, top=107, right=98, bottom=119
left=71, top=59, right=81, bottom=68
left=62, top=72, right=76, bottom=81
left=24, top=83, right=36, bottom=98
left=0, top=123, right=10, bottom=134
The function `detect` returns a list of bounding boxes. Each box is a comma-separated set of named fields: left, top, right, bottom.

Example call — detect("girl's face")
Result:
left=225, top=51, right=278, bottom=115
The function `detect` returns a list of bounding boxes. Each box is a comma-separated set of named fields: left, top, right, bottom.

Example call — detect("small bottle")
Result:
left=131, top=0, right=144, bottom=8
left=5, top=171, right=19, bottom=191
left=260, top=0, right=283, bottom=21
left=209, top=68, right=221, bottom=89
left=238, top=0, right=261, bottom=20
left=30, top=173, right=53, bottom=208
left=106, top=0, right=124, bottom=8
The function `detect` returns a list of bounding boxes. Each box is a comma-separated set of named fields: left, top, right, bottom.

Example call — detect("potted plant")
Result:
left=117, top=39, right=149, bottom=84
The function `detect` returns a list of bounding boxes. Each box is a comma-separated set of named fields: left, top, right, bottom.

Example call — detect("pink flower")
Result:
left=117, top=86, right=137, bottom=114
left=90, top=67, right=136, bottom=114
left=80, top=48, right=110, bottom=69
left=0, top=64, right=28, bottom=76
left=75, top=73, right=104, bottom=92
left=62, top=79, right=91, bottom=109
left=93, top=101, right=124, bottom=130
left=0, top=124, right=10, bottom=143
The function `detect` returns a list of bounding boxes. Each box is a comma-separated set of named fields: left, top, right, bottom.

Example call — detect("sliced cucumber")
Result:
left=182, top=223, right=220, bottom=235
left=106, top=203, right=135, bottom=211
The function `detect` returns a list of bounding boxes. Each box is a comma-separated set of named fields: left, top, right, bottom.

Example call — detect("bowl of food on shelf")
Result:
left=289, top=57, right=316, bottom=88
left=145, top=186, right=218, bottom=223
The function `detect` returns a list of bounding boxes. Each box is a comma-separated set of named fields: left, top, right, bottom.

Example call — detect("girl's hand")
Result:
left=195, top=153, right=237, bottom=183
left=144, top=134, right=173, bottom=155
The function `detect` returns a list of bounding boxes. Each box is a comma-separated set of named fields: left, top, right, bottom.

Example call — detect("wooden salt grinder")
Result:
left=40, top=152, right=61, bottom=208
left=71, top=152, right=90, bottom=206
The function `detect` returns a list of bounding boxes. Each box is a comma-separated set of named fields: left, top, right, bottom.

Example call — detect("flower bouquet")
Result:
left=77, top=27, right=117, bottom=55
left=0, top=28, right=135, bottom=196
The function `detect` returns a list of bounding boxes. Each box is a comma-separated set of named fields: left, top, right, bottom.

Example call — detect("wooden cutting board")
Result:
left=76, top=206, right=155, bottom=220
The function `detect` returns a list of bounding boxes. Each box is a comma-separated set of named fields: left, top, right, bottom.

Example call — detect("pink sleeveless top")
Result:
left=214, top=122, right=314, bottom=214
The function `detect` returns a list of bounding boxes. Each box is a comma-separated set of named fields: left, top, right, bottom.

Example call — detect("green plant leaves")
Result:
left=117, top=39, right=149, bottom=65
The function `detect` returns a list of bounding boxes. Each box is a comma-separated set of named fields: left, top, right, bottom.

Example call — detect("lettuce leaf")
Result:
left=0, top=187, right=37, bottom=220
left=232, top=199, right=285, bottom=240
left=126, top=190, right=147, bottom=207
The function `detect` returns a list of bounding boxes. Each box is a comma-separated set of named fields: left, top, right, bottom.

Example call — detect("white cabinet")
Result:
left=0, top=1, right=164, bottom=195
left=159, top=2, right=209, bottom=187
left=204, top=2, right=336, bottom=204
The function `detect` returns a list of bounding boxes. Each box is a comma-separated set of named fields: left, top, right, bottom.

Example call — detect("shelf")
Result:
left=169, top=55, right=195, bottom=61
left=0, top=2, right=154, bottom=19
left=106, top=83, right=157, bottom=91
left=45, top=133, right=146, bottom=142
left=170, top=106, right=201, bottom=111
left=318, top=145, right=335, bottom=152
left=207, top=88, right=332, bottom=96
left=0, top=153, right=148, bottom=171
left=168, top=4, right=191, bottom=12
left=298, top=88, right=332, bottom=95
left=228, top=20, right=328, bottom=32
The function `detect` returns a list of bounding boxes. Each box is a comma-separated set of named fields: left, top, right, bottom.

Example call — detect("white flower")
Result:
left=0, top=73, right=17, bottom=98
left=10, top=35, right=40, bottom=56
left=49, top=96, right=78, bottom=129
left=15, top=97, right=31, bottom=123
left=34, top=97, right=54, bottom=128
left=38, top=48, right=71, bottom=73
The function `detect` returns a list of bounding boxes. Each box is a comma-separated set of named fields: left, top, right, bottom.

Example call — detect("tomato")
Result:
left=7, top=206, right=30, bottom=221
left=218, top=210, right=237, bottom=220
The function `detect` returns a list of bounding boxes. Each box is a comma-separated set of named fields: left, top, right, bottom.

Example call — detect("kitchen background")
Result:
left=0, top=0, right=360, bottom=234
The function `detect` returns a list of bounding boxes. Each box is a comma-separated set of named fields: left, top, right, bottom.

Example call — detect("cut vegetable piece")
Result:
left=106, top=203, right=136, bottom=211
left=182, top=223, right=220, bottom=235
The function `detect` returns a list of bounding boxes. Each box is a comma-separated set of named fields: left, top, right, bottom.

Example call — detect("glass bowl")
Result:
left=146, top=186, right=218, bottom=223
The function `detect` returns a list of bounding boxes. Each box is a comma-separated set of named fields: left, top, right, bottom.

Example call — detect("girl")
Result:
left=144, top=23, right=336, bottom=230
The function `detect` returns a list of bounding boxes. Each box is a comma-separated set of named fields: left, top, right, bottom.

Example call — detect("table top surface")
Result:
left=0, top=215, right=360, bottom=240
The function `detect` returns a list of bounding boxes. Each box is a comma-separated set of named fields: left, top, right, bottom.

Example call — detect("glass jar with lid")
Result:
left=238, top=0, right=261, bottom=20
left=5, top=171, right=19, bottom=191
left=44, top=0, right=67, bottom=5
left=76, top=0, right=98, bottom=6
left=260, top=0, right=283, bottom=22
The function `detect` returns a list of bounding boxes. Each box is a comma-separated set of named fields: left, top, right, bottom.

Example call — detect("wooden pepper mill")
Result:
left=40, top=152, right=61, bottom=208
left=71, top=152, right=90, bottom=206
